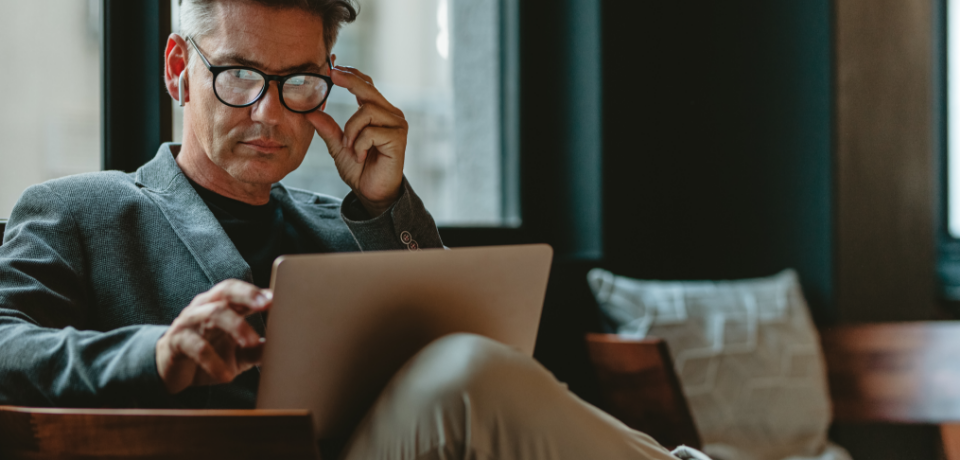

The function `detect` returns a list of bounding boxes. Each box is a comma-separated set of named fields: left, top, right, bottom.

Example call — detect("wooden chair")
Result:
left=585, top=333, right=701, bottom=449
left=0, top=407, right=318, bottom=460
left=587, top=321, right=960, bottom=458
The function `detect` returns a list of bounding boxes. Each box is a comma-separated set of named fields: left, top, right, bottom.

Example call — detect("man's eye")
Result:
left=285, top=75, right=307, bottom=86
left=230, top=69, right=261, bottom=81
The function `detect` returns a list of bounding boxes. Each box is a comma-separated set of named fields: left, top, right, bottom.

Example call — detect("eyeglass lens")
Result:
left=215, top=69, right=330, bottom=112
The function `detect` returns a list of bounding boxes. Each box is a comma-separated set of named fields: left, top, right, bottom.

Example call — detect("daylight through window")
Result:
left=0, top=0, right=102, bottom=218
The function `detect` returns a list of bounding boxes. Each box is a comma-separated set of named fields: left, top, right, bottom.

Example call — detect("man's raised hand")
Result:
left=307, top=66, right=408, bottom=217
left=155, top=280, right=271, bottom=394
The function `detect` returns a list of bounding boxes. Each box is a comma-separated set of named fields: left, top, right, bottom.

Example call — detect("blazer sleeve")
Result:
left=0, top=184, right=170, bottom=407
left=340, top=177, right=445, bottom=251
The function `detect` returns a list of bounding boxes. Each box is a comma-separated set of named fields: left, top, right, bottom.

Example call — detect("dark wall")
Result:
left=601, top=1, right=834, bottom=322
left=521, top=0, right=835, bottom=405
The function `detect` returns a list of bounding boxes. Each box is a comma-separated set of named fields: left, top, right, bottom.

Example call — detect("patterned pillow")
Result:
left=587, top=269, right=851, bottom=460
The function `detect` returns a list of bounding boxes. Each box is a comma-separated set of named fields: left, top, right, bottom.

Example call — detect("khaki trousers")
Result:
left=338, top=333, right=679, bottom=460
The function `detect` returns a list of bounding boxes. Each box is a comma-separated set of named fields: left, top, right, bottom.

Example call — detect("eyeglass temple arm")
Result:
left=184, top=36, right=214, bottom=71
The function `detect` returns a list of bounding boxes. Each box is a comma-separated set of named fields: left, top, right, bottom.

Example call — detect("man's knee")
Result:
left=397, top=333, right=537, bottom=405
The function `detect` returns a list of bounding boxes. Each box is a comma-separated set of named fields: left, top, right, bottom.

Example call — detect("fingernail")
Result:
left=238, top=338, right=247, bottom=347
left=262, top=290, right=273, bottom=301
left=254, top=293, right=269, bottom=308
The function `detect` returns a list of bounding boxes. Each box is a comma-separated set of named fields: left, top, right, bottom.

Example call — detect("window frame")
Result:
left=938, top=0, right=960, bottom=301
left=101, top=0, right=172, bottom=173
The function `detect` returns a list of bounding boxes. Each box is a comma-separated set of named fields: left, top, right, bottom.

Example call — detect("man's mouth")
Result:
left=240, top=139, right=286, bottom=154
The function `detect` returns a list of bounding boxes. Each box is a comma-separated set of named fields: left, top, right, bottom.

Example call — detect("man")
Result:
left=0, top=1, right=699, bottom=458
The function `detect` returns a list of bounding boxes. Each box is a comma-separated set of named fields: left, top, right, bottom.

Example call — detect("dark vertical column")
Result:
left=520, top=0, right=603, bottom=260
left=101, top=0, right=172, bottom=173
left=561, top=0, right=603, bottom=260
left=500, top=0, right=522, bottom=227
left=835, top=0, right=939, bottom=323
left=831, top=0, right=941, bottom=452
left=519, top=0, right=605, bottom=404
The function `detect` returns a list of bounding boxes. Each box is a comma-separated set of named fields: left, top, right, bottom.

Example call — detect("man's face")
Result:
left=186, top=2, right=329, bottom=186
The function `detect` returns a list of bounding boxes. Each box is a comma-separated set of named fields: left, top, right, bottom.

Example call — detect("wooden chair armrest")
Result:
left=819, top=321, right=960, bottom=424
left=0, top=406, right=317, bottom=460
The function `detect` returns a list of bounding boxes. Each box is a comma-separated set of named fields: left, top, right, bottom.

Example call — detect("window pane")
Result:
left=951, top=0, right=960, bottom=237
left=0, top=0, right=102, bottom=218
left=172, top=0, right=515, bottom=227
left=951, top=0, right=960, bottom=238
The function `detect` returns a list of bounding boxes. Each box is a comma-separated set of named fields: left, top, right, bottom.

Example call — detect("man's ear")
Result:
left=164, top=34, right=189, bottom=105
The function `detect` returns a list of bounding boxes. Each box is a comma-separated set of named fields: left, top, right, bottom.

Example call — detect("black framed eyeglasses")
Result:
left=186, top=36, right=333, bottom=114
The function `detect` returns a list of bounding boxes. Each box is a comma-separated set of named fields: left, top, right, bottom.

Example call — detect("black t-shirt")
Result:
left=187, top=179, right=316, bottom=288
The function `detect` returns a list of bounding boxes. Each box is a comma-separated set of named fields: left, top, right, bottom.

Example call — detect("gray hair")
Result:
left=179, top=0, right=358, bottom=54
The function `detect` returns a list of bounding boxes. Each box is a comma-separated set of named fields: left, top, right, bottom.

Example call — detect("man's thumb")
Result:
left=306, top=110, right=343, bottom=152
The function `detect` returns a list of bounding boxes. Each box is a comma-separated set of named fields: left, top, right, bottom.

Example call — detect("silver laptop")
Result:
left=256, top=244, right=553, bottom=440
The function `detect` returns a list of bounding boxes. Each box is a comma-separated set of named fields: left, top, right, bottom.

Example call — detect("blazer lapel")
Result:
left=270, top=184, right=361, bottom=253
left=134, top=144, right=265, bottom=335
left=135, top=144, right=252, bottom=285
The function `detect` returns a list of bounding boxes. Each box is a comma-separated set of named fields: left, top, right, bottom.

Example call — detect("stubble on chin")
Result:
left=208, top=116, right=312, bottom=185
left=216, top=147, right=285, bottom=185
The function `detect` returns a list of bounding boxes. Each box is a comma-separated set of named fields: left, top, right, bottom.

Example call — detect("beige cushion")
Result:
left=587, top=269, right=850, bottom=460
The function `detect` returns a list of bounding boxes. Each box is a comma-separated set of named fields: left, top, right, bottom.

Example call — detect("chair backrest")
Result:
left=820, top=321, right=960, bottom=423
left=0, top=406, right=318, bottom=460
left=585, top=333, right=702, bottom=450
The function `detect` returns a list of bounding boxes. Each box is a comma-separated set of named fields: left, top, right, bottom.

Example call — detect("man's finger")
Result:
left=204, top=280, right=272, bottom=315
left=331, top=68, right=401, bottom=117
left=175, top=330, right=234, bottom=384
left=236, top=340, right=266, bottom=369
left=353, top=126, right=405, bottom=164
left=341, top=103, right=406, bottom=149
left=306, top=109, right=345, bottom=153
left=336, top=65, right=374, bottom=85
left=193, top=280, right=266, bottom=309
left=335, top=66, right=375, bottom=107
left=182, top=301, right=262, bottom=348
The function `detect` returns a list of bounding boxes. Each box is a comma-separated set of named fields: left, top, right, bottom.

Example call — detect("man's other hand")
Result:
left=307, top=65, right=408, bottom=217
left=156, top=280, right=271, bottom=394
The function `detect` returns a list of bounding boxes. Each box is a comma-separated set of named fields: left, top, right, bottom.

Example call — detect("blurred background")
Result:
left=0, top=0, right=101, bottom=217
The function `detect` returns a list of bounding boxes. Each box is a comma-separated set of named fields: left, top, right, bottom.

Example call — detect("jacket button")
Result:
left=400, top=231, right=412, bottom=244
left=408, top=241, right=419, bottom=251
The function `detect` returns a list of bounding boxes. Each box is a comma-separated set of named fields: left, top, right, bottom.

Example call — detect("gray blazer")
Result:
left=0, top=143, right=442, bottom=408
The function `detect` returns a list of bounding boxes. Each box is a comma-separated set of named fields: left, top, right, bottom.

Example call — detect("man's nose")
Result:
left=251, top=81, right=284, bottom=125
